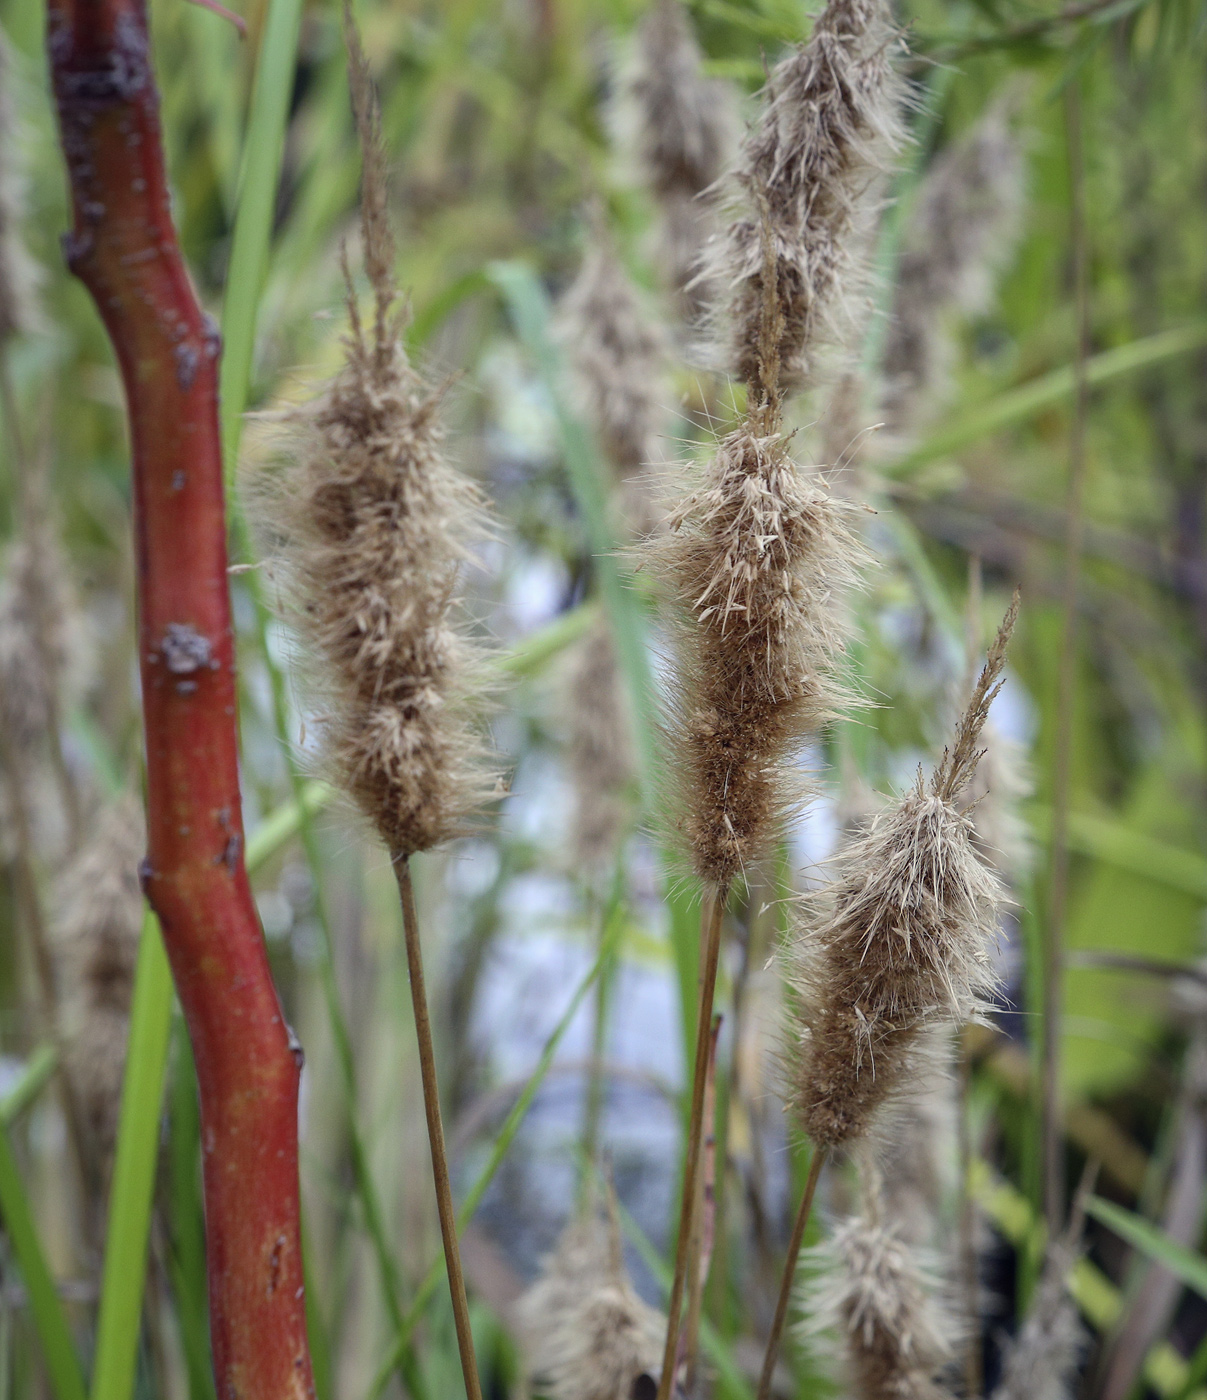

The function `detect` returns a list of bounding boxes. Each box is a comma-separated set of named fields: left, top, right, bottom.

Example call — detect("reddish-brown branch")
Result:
left=46, top=4, right=314, bottom=1396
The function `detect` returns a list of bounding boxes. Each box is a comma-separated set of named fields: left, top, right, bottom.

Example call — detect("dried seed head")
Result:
left=563, top=618, right=635, bottom=875
left=992, top=1235, right=1084, bottom=1400
left=642, top=428, right=865, bottom=885
left=873, top=1033, right=957, bottom=1248
left=624, top=0, right=736, bottom=306
left=52, top=796, right=144, bottom=1168
left=0, top=509, right=84, bottom=754
left=628, top=0, right=732, bottom=199
left=785, top=600, right=1016, bottom=1149
left=882, top=100, right=1025, bottom=436
left=517, top=1209, right=667, bottom=1400
left=256, top=14, right=497, bottom=857
left=0, top=33, right=40, bottom=343
left=814, top=1210, right=955, bottom=1400
left=556, top=232, right=669, bottom=536
left=706, top=0, right=905, bottom=398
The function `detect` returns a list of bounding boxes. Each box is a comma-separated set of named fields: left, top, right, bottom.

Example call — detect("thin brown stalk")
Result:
left=755, top=1146, right=828, bottom=1400
left=656, top=886, right=727, bottom=1400
left=1045, top=80, right=1090, bottom=1235
left=395, top=855, right=483, bottom=1400
left=682, top=1013, right=722, bottom=1391
left=957, top=1036, right=982, bottom=1400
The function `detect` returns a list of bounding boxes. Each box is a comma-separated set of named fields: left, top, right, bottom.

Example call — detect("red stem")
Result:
left=47, top=5, right=314, bottom=1397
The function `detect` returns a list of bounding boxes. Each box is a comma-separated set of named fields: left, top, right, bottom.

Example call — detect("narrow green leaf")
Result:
left=366, top=917, right=622, bottom=1400
left=486, top=260, right=660, bottom=804
left=1086, top=1196, right=1207, bottom=1303
left=245, top=779, right=332, bottom=872
left=218, top=0, right=305, bottom=477
left=1029, top=804, right=1207, bottom=902
left=91, top=912, right=174, bottom=1400
left=0, top=1126, right=88, bottom=1400
left=889, top=322, right=1207, bottom=480
left=0, top=1044, right=58, bottom=1128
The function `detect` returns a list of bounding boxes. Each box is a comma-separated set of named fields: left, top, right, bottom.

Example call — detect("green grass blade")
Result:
left=1028, top=805, right=1207, bottom=901
left=0, top=1045, right=58, bottom=1127
left=218, top=0, right=305, bottom=477
left=889, top=322, right=1207, bottom=481
left=90, top=910, right=174, bottom=1400
left=487, top=260, right=660, bottom=802
left=1086, top=1196, right=1207, bottom=1303
left=366, top=915, right=623, bottom=1400
left=245, top=780, right=332, bottom=870
left=0, top=1126, right=88, bottom=1400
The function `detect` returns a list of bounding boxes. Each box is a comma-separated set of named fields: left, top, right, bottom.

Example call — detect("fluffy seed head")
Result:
left=881, top=100, right=1024, bottom=435
left=0, top=512, right=83, bottom=754
left=628, top=0, right=732, bottom=199
left=0, top=33, right=40, bottom=343
left=53, top=797, right=144, bottom=1169
left=873, top=1033, right=957, bottom=1248
left=256, top=14, right=496, bottom=857
left=814, top=1213, right=955, bottom=1400
left=965, top=719, right=1032, bottom=889
left=517, top=1209, right=667, bottom=1400
left=642, top=427, right=864, bottom=885
left=785, top=599, right=1016, bottom=1148
left=706, top=0, right=904, bottom=397
left=991, top=1235, right=1083, bottom=1400
left=563, top=618, right=635, bottom=875
left=556, top=232, right=669, bottom=535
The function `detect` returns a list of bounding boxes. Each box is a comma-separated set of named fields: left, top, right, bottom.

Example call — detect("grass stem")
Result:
left=656, top=884, right=727, bottom=1400
left=394, top=855, right=483, bottom=1400
left=755, top=1146, right=827, bottom=1400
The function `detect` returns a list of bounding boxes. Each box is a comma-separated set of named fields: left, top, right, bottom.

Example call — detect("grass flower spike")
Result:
left=707, top=0, right=904, bottom=398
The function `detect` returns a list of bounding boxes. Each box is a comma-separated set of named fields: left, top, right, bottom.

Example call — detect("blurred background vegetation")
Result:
left=3, top=0, right=1207, bottom=1395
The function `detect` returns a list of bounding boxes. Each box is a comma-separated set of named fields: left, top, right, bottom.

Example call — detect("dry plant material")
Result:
left=625, top=0, right=734, bottom=306
left=705, top=0, right=904, bottom=397
left=991, top=1235, right=1084, bottom=1400
left=0, top=31, right=41, bottom=343
left=786, top=595, right=1017, bottom=1152
left=517, top=1208, right=666, bottom=1400
left=52, top=796, right=144, bottom=1175
left=263, top=41, right=495, bottom=860
left=644, top=427, right=864, bottom=886
left=257, top=13, right=495, bottom=1397
left=563, top=616, right=635, bottom=876
left=882, top=99, right=1025, bottom=436
left=556, top=229, right=669, bottom=537
left=817, top=1204, right=955, bottom=1400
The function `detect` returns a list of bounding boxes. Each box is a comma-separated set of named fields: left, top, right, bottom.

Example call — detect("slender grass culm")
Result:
left=642, top=0, right=902, bottom=1391
left=256, top=11, right=498, bottom=1397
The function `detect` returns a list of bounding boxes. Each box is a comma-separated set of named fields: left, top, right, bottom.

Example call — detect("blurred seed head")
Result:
left=623, top=0, right=736, bottom=308
left=556, top=231, right=669, bottom=537
left=0, top=31, right=41, bottom=344
left=881, top=99, right=1025, bottom=437
left=52, top=795, right=144, bottom=1171
left=810, top=1206, right=956, bottom=1400
left=517, top=1208, right=669, bottom=1400
left=562, top=617, right=635, bottom=877
left=991, top=1233, right=1084, bottom=1400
